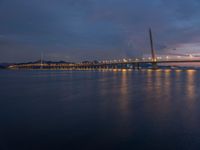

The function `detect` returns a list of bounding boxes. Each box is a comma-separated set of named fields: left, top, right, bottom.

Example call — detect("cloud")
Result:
left=0, top=0, right=200, bottom=62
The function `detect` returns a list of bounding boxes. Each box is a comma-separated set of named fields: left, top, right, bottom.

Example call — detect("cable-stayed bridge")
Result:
left=8, top=29, right=200, bottom=70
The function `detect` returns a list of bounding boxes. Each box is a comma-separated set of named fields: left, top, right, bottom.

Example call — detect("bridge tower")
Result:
left=149, top=28, right=157, bottom=68
left=40, top=52, right=43, bottom=69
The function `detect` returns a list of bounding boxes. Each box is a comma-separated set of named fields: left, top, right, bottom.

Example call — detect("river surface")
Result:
left=0, top=69, right=200, bottom=150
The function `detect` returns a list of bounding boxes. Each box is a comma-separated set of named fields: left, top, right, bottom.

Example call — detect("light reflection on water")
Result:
left=1, top=69, right=200, bottom=150
left=186, top=70, right=196, bottom=100
left=119, top=70, right=129, bottom=111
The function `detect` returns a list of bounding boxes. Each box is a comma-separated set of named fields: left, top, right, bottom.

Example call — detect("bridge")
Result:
left=9, top=29, right=200, bottom=70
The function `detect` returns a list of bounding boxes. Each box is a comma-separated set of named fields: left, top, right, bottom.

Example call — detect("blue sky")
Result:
left=1, top=0, right=200, bottom=62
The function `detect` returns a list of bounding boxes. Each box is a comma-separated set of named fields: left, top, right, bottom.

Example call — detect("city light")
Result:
left=123, top=58, right=127, bottom=62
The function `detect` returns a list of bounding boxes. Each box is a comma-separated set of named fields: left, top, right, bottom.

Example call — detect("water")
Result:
left=0, top=69, right=200, bottom=150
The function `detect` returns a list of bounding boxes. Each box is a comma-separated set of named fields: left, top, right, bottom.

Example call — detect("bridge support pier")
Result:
left=152, top=62, right=157, bottom=69
left=136, top=63, right=140, bottom=70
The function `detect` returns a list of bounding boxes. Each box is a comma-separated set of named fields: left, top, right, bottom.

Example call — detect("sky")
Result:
left=1, top=0, right=200, bottom=62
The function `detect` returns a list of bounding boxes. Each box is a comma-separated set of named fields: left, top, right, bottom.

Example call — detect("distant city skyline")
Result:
left=1, top=0, right=200, bottom=62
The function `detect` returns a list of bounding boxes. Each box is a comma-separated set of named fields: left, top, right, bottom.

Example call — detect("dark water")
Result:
left=1, top=69, right=200, bottom=150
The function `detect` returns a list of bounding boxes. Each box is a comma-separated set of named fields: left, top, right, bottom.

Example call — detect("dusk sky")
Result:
left=1, top=0, right=200, bottom=62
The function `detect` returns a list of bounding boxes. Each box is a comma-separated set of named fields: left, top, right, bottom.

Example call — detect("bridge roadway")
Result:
left=9, top=59, right=200, bottom=70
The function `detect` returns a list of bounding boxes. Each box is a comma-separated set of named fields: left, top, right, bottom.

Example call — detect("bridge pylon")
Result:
left=149, top=28, right=157, bottom=69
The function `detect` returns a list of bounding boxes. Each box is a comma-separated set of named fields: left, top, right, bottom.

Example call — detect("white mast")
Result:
left=40, top=52, right=43, bottom=69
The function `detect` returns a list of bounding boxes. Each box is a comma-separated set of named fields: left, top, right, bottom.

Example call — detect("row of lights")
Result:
left=100, top=57, right=161, bottom=63
left=100, top=54, right=194, bottom=64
